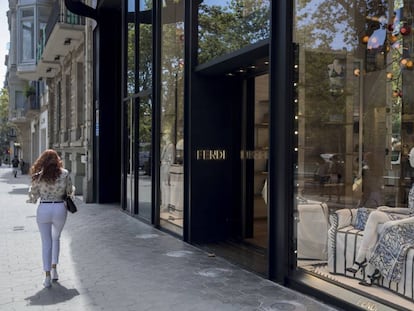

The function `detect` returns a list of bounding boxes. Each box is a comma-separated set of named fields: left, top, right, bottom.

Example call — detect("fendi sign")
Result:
left=240, top=150, right=269, bottom=160
left=196, top=149, right=226, bottom=160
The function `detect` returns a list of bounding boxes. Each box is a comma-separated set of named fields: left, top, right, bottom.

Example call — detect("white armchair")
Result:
left=328, top=208, right=414, bottom=300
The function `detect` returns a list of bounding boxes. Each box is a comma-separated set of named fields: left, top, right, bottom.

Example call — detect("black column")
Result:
left=93, top=8, right=122, bottom=203
left=268, top=0, right=294, bottom=282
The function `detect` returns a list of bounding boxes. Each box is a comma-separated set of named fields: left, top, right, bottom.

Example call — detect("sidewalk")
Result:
left=0, top=165, right=341, bottom=311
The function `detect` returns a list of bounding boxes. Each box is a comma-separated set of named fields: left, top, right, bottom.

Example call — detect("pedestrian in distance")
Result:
left=11, top=155, right=19, bottom=177
left=26, top=149, right=75, bottom=288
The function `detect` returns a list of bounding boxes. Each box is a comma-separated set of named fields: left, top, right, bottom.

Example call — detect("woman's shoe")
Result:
left=51, top=268, right=58, bottom=281
left=346, top=259, right=367, bottom=274
left=359, top=269, right=381, bottom=287
left=43, top=275, right=52, bottom=288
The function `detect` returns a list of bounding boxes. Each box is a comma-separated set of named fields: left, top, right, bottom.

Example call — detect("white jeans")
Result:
left=36, top=202, right=67, bottom=271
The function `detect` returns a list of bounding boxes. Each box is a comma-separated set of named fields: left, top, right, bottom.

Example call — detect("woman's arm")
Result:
left=26, top=180, right=40, bottom=203
left=66, top=174, right=75, bottom=197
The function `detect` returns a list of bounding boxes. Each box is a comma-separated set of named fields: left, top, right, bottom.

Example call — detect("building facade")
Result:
left=7, top=0, right=414, bottom=310
left=6, top=0, right=96, bottom=200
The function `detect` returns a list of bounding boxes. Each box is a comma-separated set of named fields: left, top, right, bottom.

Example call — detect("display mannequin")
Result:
left=346, top=143, right=414, bottom=286
left=327, top=59, right=345, bottom=95
left=160, top=135, right=175, bottom=209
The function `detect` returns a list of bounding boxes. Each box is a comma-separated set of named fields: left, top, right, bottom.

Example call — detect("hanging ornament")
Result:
left=393, top=89, right=403, bottom=98
left=386, top=72, right=393, bottom=79
left=361, top=35, right=370, bottom=44
left=389, top=34, right=399, bottom=43
left=400, top=24, right=411, bottom=36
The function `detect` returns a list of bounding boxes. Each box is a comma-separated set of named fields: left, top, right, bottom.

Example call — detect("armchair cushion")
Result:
left=354, top=208, right=375, bottom=230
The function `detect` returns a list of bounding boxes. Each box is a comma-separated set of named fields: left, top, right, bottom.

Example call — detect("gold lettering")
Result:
left=196, top=149, right=226, bottom=160
left=239, top=150, right=269, bottom=160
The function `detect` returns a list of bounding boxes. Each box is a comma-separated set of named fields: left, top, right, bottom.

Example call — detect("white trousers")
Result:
left=36, top=202, right=67, bottom=271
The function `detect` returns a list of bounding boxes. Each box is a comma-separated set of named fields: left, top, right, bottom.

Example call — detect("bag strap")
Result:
left=66, top=173, right=72, bottom=197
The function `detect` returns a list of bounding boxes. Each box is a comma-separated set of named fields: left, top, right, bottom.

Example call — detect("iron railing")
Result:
left=37, top=0, right=85, bottom=62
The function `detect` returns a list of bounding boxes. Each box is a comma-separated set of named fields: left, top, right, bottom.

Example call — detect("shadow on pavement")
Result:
left=24, top=282, right=80, bottom=306
left=8, top=186, right=30, bottom=195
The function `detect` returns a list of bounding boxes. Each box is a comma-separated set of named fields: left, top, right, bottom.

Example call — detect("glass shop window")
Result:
left=293, top=0, right=414, bottom=309
left=159, top=0, right=185, bottom=235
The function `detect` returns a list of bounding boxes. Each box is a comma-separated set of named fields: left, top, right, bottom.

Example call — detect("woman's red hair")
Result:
left=30, top=149, right=63, bottom=183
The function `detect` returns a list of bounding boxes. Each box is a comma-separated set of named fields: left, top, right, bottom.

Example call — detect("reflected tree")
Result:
left=198, top=0, right=270, bottom=64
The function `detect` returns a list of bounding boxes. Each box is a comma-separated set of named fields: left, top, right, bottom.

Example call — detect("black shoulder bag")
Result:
left=65, top=175, right=77, bottom=213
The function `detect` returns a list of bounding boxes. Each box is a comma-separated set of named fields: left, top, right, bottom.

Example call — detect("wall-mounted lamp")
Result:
left=54, top=55, right=60, bottom=61
left=46, top=68, right=52, bottom=73
left=64, top=38, right=71, bottom=45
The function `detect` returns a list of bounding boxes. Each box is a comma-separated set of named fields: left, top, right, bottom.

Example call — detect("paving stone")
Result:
left=0, top=166, right=341, bottom=311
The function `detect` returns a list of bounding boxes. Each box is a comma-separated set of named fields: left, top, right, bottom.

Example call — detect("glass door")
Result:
left=123, top=0, right=153, bottom=221
left=158, top=0, right=185, bottom=236
left=125, top=96, right=136, bottom=214
left=138, top=94, right=152, bottom=221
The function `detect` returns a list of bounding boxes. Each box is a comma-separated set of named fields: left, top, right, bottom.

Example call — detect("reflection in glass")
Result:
left=138, top=97, right=152, bottom=221
left=198, top=0, right=270, bottom=64
left=126, top=98, right=135, bottom=213
left=293, top=0, right=414, bottom=308
left=124, top=0, right=153, bottom=220
left=160, top=0, right=184, bottom=235
left=22, top=18, right=35, bottom=61
left=127, top=20, right=136, bottom=94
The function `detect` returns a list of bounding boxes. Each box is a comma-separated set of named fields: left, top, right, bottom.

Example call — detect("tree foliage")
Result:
left=198, top=0, right=270, bottom=64
left=0, top=89, right=17, bottom=156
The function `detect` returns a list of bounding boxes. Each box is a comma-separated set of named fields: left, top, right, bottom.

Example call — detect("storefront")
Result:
left=120, top=0, right=414, bottom=310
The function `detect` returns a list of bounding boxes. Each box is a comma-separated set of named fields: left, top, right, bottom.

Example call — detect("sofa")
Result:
left=327, top=208, right=414, bottom=300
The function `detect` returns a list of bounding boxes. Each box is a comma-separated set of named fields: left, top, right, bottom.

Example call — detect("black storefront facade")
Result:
left=68, top=0, right=414, bottom=310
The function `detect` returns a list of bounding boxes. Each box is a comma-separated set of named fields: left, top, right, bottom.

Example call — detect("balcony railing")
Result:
left=10, top=96, right=40, bottom=122
left=37, top=0, right=85, bottom=62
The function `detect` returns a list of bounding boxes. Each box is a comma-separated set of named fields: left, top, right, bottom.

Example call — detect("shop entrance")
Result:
left=196, top=71, right=270, bottom=276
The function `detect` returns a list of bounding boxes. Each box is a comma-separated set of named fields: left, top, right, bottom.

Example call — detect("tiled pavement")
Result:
left=0, top=165, right=341, bottom=311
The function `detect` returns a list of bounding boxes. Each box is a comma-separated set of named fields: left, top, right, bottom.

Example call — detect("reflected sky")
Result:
left=203, top=0, right=226, bottom=5
left=128, top=0, right=152, bottom=12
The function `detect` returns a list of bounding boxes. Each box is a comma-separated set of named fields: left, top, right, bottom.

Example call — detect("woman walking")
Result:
left=26, top=149, right=75, bottom=288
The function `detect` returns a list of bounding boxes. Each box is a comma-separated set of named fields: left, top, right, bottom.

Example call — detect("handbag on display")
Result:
left=65, top=196, right=77, bottom=213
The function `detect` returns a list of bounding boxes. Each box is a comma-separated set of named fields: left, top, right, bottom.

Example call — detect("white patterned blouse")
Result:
left=27, top=168, right=75, bottom=203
